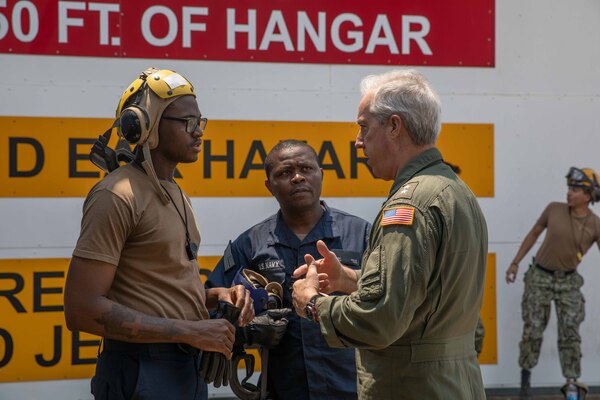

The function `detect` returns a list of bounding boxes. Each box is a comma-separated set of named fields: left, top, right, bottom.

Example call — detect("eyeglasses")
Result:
left=162, top=116, right=208, bottom=133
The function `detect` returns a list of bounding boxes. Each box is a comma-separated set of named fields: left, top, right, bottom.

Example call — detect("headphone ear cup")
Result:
left=120, top=106, right=149, bottom=144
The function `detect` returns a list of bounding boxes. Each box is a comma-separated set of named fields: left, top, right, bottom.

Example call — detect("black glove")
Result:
left=244, top=308, right=291, bottom=348
left=199, top=301, right=240, bottom=388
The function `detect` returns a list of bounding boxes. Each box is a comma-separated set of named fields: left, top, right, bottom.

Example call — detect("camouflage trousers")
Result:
left=518, top=263, right=585, bottom=379
left=475, top=317, right=485, bottom=356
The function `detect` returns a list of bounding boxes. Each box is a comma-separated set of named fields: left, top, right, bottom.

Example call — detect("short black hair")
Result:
left=264, top=140, right=319, bottom=177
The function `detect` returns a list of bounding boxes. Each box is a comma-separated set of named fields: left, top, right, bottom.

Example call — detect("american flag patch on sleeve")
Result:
left=381, top=206, right=415, bottom=226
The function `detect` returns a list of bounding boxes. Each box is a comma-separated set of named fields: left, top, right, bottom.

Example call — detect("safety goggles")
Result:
left=566, top=167, right=595, bottom=188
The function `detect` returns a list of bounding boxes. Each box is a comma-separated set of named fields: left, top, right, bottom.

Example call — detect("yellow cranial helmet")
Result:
left=566, top=166, right=600, bottom=203
left=116, top=67, right=196, bottom=149
left=566, top=167, right=599, bottom=189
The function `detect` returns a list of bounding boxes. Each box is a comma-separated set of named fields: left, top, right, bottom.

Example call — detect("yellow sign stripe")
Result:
left=0, top=253, right=496, bottom=381
left=0, top=117, right=494, bottom=197
left=479, top=253, right=497, bottom=364
left=0, top=257, right=233, bottom=382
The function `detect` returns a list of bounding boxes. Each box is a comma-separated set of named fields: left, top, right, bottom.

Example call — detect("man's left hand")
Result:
left=219, top=285, right=254, bottom=327
left=292, top=254, right=320, bottom=318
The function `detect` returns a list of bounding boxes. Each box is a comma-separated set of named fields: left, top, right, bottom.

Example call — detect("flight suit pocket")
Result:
left=358, top=245, right=386, bottom=301
left=331, top=249, right=363, bottom=268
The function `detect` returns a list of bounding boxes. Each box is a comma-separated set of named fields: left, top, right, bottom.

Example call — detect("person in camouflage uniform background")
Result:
left=505, top=167, right=600, bottom=400
left=475, top=317, right=485, bottom=357
left=519, top=258, right=584, bottom=378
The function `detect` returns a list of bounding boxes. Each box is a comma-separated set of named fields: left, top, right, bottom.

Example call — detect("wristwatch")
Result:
left=304, top=294, right=323, bottom=323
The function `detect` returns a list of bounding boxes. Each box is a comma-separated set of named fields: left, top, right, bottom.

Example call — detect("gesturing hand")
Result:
left=293, top=240, right=347, bottom=294
left=292, top=257, right=320, bottom=318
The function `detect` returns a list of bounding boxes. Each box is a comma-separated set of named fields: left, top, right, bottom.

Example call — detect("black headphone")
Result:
left=119, top=81, right=151, bottom=145
left=591, top=175, right=600, bottom=203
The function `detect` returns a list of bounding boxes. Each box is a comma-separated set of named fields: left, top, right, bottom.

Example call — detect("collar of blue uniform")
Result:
left=388, top=147, right=444, bottom=197
left=268, top=201, right=337, bottom=246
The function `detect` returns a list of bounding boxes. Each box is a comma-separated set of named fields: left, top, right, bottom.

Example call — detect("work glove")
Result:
left=198, top=301, right=240, bottom=388
left=243, top=308, right=291, bottom=348
left=199, top=348, right=230, bottom=388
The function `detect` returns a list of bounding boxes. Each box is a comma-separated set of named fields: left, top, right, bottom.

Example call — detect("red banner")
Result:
left=0, top=0, right=494, bottom=67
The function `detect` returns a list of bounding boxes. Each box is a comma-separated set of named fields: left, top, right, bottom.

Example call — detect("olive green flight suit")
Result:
left=318, top=148, right=487, bottom=399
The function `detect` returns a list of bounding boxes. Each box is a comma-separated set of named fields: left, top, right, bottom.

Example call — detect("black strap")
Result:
left=260, top=347, right=269, bottom=399
left=535, top=263, right=575, bottom=276
left=230, top=349, right=260, bottom=400
left=89, top=119, right=135, bottom=173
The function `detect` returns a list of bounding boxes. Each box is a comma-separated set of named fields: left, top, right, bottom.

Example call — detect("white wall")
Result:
left=2, top=0, right=600, bottom=397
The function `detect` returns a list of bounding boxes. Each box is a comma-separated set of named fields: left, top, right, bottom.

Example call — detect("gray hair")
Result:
left=360, top=69, right=442, bottom=146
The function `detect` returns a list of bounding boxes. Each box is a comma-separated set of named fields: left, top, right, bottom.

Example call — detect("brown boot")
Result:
left=519, top=369, right=532, bottom=400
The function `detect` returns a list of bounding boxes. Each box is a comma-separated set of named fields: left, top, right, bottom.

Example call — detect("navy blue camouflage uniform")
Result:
left=206, top=201, right=370, bottom=400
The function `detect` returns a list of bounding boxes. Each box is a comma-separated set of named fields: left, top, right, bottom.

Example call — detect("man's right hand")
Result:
left=293, top=240, right=357, bottom=294
left=505, top=263, right=519, bottom=284
left=189, top=319, right=235, bottom=357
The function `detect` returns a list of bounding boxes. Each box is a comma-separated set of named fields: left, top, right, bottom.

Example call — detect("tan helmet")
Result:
left=116, top=67, right=195, bottom=149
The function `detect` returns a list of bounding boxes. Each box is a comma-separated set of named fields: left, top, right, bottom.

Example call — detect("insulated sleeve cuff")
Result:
left=354, top=268, right=362, bottom=281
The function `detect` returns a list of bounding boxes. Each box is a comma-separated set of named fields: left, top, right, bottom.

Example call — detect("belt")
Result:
left=103, top=338, right=199, bottom=356
left=387, top=333, right=475, bottom=363
left=535, top=264, right=575, bottom=278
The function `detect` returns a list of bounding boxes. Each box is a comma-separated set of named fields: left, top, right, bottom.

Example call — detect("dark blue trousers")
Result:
left=91, top=339, right=208, bottom=400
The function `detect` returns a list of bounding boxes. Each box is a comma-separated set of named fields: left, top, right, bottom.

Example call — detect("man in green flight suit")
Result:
left=292, top=69, right=488, bottom=399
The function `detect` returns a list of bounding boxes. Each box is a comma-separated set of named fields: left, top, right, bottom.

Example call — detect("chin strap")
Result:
left=141, top=143, right=170, bottom=205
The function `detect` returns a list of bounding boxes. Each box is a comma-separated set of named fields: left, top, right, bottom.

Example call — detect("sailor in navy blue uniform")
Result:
left=207, top=140, right=370, bottom=399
